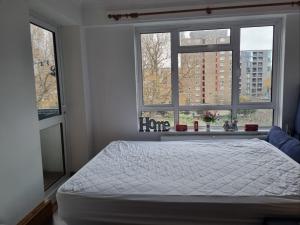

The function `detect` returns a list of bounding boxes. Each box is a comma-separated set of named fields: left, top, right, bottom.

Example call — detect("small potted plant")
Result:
left=202, top=111, right=218, bottom=132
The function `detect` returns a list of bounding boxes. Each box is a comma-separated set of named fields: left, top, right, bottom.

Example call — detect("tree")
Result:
left=30, top=24, right=58, bottom=110
left=141, top=33, right=171, bottom=105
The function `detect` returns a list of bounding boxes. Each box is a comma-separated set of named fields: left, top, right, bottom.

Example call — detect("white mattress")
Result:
left=57, top=139, right=300, bottom=225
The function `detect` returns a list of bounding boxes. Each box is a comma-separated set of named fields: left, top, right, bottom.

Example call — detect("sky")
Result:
left=240, top=26, right=273, bottom=51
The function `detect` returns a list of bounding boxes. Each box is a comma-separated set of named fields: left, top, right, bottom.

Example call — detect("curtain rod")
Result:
left=108, top=1, right=300, bottom=21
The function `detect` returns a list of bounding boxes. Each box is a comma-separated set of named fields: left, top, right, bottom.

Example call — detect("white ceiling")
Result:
left=78, top=0, right=262, bottom=11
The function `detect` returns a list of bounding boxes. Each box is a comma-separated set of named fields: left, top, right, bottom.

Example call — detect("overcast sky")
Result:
left=240, top=26, right=273, bottom=51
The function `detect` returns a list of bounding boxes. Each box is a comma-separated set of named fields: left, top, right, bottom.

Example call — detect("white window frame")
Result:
left=136, top=18, right=283, bottom=129
left=30, top=15, right=70, bottom=197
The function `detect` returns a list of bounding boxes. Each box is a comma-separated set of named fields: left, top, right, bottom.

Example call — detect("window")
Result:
left=137, top=21, right=280, bottom=129
left=141, top=111, right=174, bottom=126
left=180, top=29, right=230, bottom=46
left=30, top=24, right=61, bottom=120
left=237, top=109, right=273, bottom=127
left=30, top=22, right=66, bottom=190
left=240, top=26, right=273, bottom=103
left=178, top=52, right=232, bottom=106
left=141, top=33, right=171, bottom=105
left=179, top=110, right=231, bottom=127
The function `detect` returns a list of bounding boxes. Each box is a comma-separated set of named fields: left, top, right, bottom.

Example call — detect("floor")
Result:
left=46, top=211, right=300, bottom=225
left=47, top=211, right=67, bottom=225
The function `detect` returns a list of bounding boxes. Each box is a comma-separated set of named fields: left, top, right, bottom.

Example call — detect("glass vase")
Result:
left=206, top=122, right=211, bottom=132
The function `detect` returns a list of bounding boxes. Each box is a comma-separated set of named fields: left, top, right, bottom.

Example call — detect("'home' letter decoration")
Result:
left=139, top=117, right=170, bottom=132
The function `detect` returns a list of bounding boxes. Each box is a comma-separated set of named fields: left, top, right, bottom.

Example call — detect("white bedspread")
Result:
left=57, top=139, right=300, bottom=225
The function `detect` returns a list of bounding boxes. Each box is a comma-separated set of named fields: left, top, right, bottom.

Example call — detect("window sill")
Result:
left=158, top=128, right=269, bottom=141
left=163, top=128, right=269, bottom=136
left=138, top=128, right=269, bottom=136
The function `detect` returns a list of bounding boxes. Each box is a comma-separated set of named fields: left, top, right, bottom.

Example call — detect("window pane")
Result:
left=237, top=109, right=273, bottom=127
left=40, top=123, right=65, bottom=190
left=180, top=29, right=230, bottom=46
left=179, top=110, right=231, bottom=127
left=178, top=52, right=232, bottom=106
left=239, top=26, right=273, bottom=103
left=30, top=24, right=60, bottom=120
left=141, top=33, right=171, bottom=105
left=141, top=111, right=174, bottom=127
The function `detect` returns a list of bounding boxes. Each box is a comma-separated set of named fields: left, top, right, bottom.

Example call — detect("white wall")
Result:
left=60, top=26, right=93, bottom=171
left=84, top=13, right=300, bottom=153
left=82, top=2, right=299, bottom=26
left=85, top=26, right=161, bottom=151
left=0, top=1, right=44, bottom=224
left=281, top=14, right=300, bottom=133
left=28, top=0, right=82, bottom=26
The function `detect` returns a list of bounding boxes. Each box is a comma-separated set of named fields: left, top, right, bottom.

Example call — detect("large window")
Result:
left=137, top=20, right=281, bottom=129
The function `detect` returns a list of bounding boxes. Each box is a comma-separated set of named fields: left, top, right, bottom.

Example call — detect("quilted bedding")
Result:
left=57, top=139, right=300, bottom=225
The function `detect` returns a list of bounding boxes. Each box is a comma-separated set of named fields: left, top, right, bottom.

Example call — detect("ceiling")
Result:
left=78, top=0, right=260, bottom=11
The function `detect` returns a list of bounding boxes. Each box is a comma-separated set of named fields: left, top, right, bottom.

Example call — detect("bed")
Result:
left=57, top=139, right=300, bottom=225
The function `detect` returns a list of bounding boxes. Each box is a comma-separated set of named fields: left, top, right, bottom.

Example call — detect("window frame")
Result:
left=30, top=15, right=70, bottom=194
left=30, top=22, right=63, bottom=119
left=30, top=17, right=66, bottom=118
left=136, top=18, right=283, bottom=129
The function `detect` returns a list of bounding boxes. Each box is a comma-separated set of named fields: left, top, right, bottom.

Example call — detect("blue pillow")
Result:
left=268, top=126, right=300, bottom=163
left=267, top=126, right=291, bottom=148
left=294, top=96, right=300, bottom=139
left=280, top=139, right=300, bottom=163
